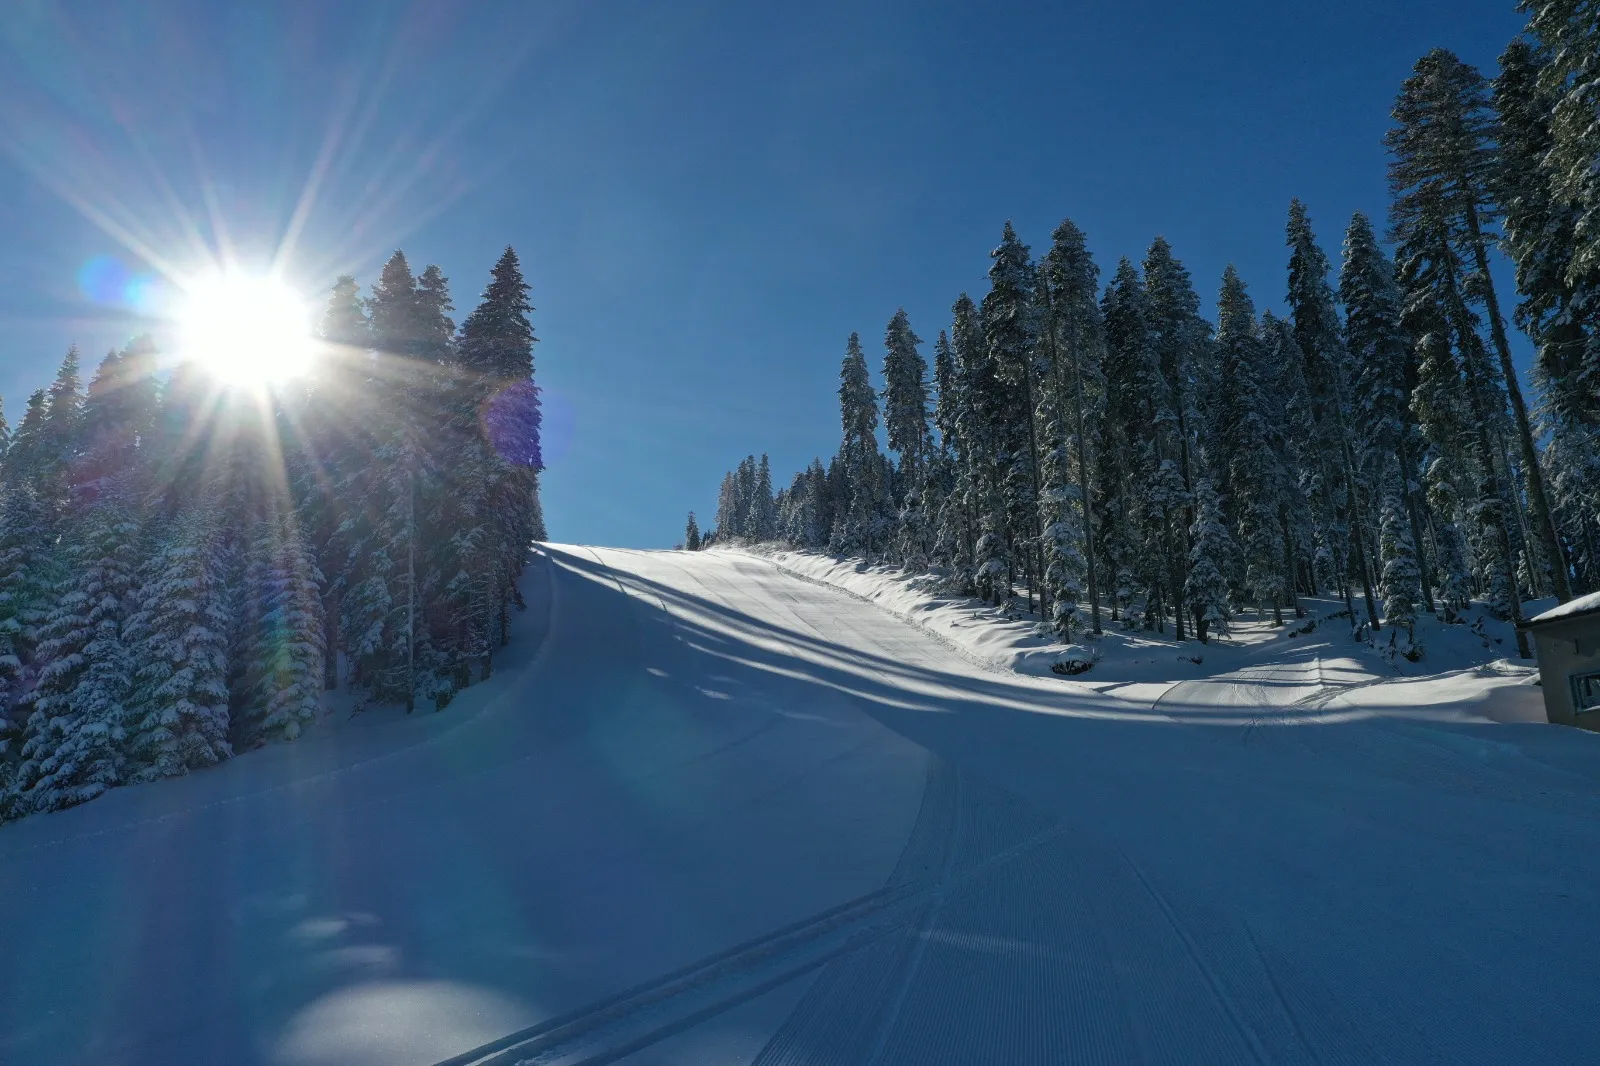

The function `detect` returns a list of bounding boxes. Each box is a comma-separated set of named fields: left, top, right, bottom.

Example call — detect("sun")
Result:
left=176, top=272, right=316, bottom=385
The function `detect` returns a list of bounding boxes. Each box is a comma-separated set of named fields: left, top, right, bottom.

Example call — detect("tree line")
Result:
left=0, top=247, right=545, bottom=821
left=692, top=14, right=1600, bottom=661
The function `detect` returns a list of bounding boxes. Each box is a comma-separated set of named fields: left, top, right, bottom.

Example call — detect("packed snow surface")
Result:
left=3, top=544, right=1599, bottom=1065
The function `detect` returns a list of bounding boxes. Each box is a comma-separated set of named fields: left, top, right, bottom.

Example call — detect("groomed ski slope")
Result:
left=4, top=544, right=1600, bottom=1065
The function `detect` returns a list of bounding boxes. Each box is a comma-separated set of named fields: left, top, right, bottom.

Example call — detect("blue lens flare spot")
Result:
left=78, top=254, right=129, bottom=304
left=77, top=254, right=163, bottom=312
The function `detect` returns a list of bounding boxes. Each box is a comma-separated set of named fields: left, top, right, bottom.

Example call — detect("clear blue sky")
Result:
left=0, top=0, right=1528, bottom=547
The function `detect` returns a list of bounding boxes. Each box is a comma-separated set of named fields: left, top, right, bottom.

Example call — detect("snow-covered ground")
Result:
left=4, top=544, right=1599, bottom=1065
left=749, top=545, right=1549, bottom=725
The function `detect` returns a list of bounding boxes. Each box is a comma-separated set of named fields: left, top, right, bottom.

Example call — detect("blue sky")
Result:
left=0, top=0, right=1528, bottom=547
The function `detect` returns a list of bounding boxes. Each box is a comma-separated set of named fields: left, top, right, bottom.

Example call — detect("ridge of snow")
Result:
left=1528, top=589, right=1600, bottom=625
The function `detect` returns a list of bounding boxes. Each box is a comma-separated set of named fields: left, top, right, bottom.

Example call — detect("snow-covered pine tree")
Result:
left=882, top=310, right=932, bottom=566
left=1520, top=2, right=1600, bottom=337
left=944, top=302, right=993, bottom=592
left=232, top=509, right=326, bottom=747
left=1387, top=48, right=1570, bottom=603
left=1141, top=238, right=1211, bottom=508
left=882, top=309, right=932, bottom=484
left=1341, top=211, right=1436, bottom=610
left=1379, top=491, right=1422, bottom=651
left=983, top=222, right=1044, bottom=612
left=1287, top=199, right=1381, bottom=631
left=1216, top=268, right=1289, bottom=623
left=125, top=507, right=233, bottom=779
left=716, top=469, right=741, bottom=539
left=1494, top=39, right=1599, bottom=438
left=1186, top=479, right=1237, bottom=643
left=335, top=250, right=429, bottom=706
left=752, top=454, right=778, bottom=541
left=14, top=478, right=139, bottom=813
left=302, top=275, right=373, bottom=689
left=685, top=512, right=701, bottom=551
left=1395, top=175, right=1530, bottom=647
left=838, top=333, right=886, bottom=559
left=458, top=248, right=544, bottom=621
left=1038, top=219, right=1107, bottom=635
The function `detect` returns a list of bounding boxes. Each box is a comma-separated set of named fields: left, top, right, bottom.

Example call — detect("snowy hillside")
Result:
left=744, top=546, right=1549, bottom=726
left=8, top=543, right=1600, bottom=1065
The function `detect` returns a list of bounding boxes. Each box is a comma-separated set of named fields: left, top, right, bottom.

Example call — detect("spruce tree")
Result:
left=1342, top=211, right=1436, bottom=610
left=1287, top=199, right=1380, bottom=631
left=1186, top=480, right=1237, bottom=643
left=881, top=309, right=932, bottom=483
left=1379, top=492, right=1422, bottom=648
left=125, top=508, right=233, bottom=779
left=232, top=511, right=326, bottom=746
left=983, top=222, right=1043, bottom=612
left=685, top=512, right=701, bottom=551
left=1217, top=268, right=1288, bottom=623
left=1522, top=1, right=1600, bottom=286
left=838, top=333, right=886, bottom=559
left=1494, top=39, right=1598, bottom=438
left=12, top=347, right=151, bottom=813
left=1039, top=219, right=1107, bottom=634
left=1387, top=47, right=1570, bottom=602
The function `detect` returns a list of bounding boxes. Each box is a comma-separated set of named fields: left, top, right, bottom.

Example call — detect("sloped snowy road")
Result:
left=6, top=544, right=1600, bottom=1065
left=566, top=547, right=1600, bottom=1066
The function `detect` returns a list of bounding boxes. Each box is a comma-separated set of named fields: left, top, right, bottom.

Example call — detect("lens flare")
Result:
left=177, top=272, right=315, bottom=386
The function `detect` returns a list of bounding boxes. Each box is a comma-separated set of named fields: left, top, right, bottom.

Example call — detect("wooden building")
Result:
left=1522, top=592, right=1600, bottom=732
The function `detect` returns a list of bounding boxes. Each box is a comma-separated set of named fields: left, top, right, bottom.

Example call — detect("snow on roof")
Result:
left=1528, top=590, right=1600, bottom=626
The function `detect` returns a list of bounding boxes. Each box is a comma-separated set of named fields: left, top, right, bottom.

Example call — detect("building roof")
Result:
left=1526, top=590, right=1600, bottom=628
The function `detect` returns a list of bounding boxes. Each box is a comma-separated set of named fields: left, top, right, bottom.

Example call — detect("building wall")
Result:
left=1531, top=618, right=1600, bottom=731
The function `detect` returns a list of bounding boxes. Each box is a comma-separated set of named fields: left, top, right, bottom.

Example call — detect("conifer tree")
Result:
left=685, top=512, right=701, bottom=551
left=1217, top=268, right=1289, bottom=623
left=1379, top=492, right=1422, bottom=647
left=1141, top=238, right=1210, bottom=503
left=1494, top=39, right=1598, bottom=439
left=1039, top=219, right=1107, bottom=634
left=838, top=333, right=886, bottom=558
left=1186, top=480, right=1236, bottom=643
left=232, top=511, right=326, bottom=746
left=1342, top=211, right=1436, bottom=610
left=1287, top=200, right=1380, bottom=631
left=983, top=222, right=1044, bottom=611
left=13, top=347, right=151, bottom=813
left=125, top=508, right=233, bottom=779
left=882, top=309, right=932, bottom=484
left=1522, top=1, right=1600, bottom=288
left=1387, top=47, right=1570, bottom=602
left=752, top=454, right=778, bottom=540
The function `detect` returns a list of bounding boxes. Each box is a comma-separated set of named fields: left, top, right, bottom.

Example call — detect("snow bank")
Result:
left=730, top=546, right=1552, bottom=727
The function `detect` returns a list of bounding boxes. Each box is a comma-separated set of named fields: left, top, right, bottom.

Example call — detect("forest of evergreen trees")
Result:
left=696, top=11, right=1600, bottom=662
left=0, top=247, right=545, bottom=821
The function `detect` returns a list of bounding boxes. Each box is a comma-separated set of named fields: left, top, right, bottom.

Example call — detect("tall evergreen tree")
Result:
left=1342, top=211, right=1436, bottom=611
left=881, top=309, right=932, bottom=483
left=1186, top=480, right=1237, bottom=643
left=1287, top=199, right=1381, bottom=630
left=1522, top=1, right=1600, bottom=286
left=125, top=507, right=233, bottom=779
left=1387, top=47, right=1570, bottom=602
left=838, top=333, right=886, bottom=558
left=684, top=512, right=701, bottom=551
left=982, top=222, right=1043, bottom=611
left=1039, top=219, right=1107, bottom=634
left=232, top=510, right=326, bottom=746
left=1217, top=268, right=1289, bottom=623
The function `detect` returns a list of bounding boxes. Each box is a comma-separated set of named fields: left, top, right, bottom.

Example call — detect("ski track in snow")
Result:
left=5, top=544, right=1600, bottom=1065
